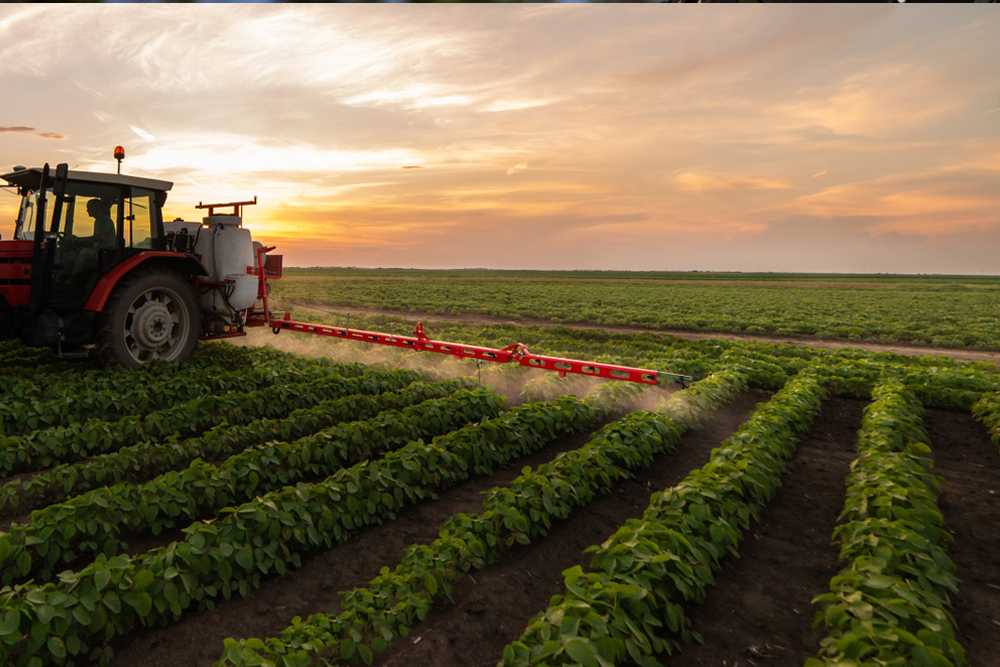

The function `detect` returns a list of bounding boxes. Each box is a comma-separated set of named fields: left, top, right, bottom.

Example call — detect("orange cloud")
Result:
left=674, top=172, right=793, bottom=193
left=776, top=61, right=972, bottom=138
left=0, top=126, right=65, bottom=140
left=786, top=169, right=1000, bottom=236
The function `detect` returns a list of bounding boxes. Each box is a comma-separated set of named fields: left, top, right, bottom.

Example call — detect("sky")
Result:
left=1, top=4, right=998, bottom=273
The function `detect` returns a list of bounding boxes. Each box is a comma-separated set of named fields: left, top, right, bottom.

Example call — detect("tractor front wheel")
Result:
left=95, top=268, right=200, bottom=367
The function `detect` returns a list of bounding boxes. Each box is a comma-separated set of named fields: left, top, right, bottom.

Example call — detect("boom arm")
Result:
left=250, top=247, right=691, bottom=387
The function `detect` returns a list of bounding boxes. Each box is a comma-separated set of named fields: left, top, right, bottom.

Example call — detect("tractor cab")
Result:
left=1, top=163, right=210, bottom=359
left=5, top=165, right=172, bottom=308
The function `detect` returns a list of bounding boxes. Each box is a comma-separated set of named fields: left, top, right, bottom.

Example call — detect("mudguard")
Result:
left=84, top=252, right=208, bottom=312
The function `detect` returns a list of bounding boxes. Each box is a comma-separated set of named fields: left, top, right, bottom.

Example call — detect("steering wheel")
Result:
left=56, top=232, right=82, bottom=251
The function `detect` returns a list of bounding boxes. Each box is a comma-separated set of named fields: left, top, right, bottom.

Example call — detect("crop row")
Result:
left=0, top=371, right=439, bottom=514
left=0, top=345, right=54, bottom=371
left=0, top=354, right=350, bottom=437
left=0, top=383, right=495, bottom=586
left=500, top=372, right=827, bottom=667
left=0, top=396, right=594, bottom=666
left=808, top=382, right=967, bottom=667
left=215, top=369, right=750, bottom=666
left=0, top=362, right=393, bottom=478
left=0, top=342, right=295, bottom=400
left=202, top=357, right=990, bottom=666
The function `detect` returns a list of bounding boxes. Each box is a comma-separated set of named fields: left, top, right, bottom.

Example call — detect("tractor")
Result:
left=0, top=158, right=276, bottom=366
left=1, top=152, right=689, bottom=386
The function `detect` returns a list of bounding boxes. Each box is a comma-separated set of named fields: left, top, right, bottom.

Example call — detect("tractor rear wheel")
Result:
left=94, top=267, right=200, bottom=367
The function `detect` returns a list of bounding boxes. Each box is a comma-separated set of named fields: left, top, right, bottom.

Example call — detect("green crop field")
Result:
left=271, top=269, right=1000, bottom=349
left=1, top=320, right=999, bottom=667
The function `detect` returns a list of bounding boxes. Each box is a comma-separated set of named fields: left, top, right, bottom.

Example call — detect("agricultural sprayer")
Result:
left=0, top=152, right=690, bottom=386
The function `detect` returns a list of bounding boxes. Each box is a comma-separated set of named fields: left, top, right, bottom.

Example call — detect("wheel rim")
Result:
left=123, top=286, right=191, bottom=363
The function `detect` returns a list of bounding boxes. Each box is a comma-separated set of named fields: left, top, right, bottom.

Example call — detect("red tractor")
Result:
left=0, top=160, right=277, bottom=366
left=1, top=155, right=688, bottom=386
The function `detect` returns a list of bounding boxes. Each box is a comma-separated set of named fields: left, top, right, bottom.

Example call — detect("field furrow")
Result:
left=498, top=372, right=828, bottom=667
left=0, top=370, right=434, bottom=515
left=350, top=391, right=767, bottom=667
left=651, top=397, right=863, bottom=667
left=0, top=398, right=595, bottom=666
left=106, top=414, right=623, bottom=667
left=216, top=370, right=754, bottom=666
left=0, top=384, right=497, bottom=586
left=1, top=308, right=998, bottom=667
left=922, top=407, right=1000, bottom=667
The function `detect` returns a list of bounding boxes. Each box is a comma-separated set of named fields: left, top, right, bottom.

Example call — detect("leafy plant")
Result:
left=808, top=382, right=968, bottom=667
left=499, top=373, right=827, bottom=667
left=0, top=381, right=492, bottom=586
left=0, top=370, right=437, bottom=514
left=0, top=397, right=595, bottom=667
left=214, top=370, right=747, bottom=666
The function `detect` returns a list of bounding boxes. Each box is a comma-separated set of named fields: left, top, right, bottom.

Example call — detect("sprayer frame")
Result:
left=250, top=247, right=691, bottom=387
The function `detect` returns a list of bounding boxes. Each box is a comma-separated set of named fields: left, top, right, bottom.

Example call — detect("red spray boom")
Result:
left=249, top=247, right=691, bottom=387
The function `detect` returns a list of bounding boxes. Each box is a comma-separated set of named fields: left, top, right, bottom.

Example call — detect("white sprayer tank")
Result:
left=194, top=215, right=259, bottom=317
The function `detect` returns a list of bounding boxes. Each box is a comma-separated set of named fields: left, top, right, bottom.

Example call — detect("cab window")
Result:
left=127, top=188, right=159, bottom=249
left=19, top=183, right=122, bottom=246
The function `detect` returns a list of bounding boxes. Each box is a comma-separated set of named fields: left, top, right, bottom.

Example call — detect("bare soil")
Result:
left=923, top=409, right=1000, bottom=666
left=650, top=404, right=1000, bottom=667
left=47, top=395, right=1000, bottom=667
left=371, top=390, right=772, bottom=667
left=656, top=397, right=864, bottom=666
left=108, top=392, right=768, bottom=667
left=107, top=413, right=617, bottom=667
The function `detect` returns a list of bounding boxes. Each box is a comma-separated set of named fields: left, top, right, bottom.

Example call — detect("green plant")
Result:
left=808, top=382, right=967, bottom=667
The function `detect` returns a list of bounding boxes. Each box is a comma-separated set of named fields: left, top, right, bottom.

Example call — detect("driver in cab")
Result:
left=80, top=199, right=116, bottom=249
left=62, top=198, right=116, bottom=281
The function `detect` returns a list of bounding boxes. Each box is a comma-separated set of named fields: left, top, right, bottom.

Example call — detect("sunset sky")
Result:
left=1, top=4, right=998, bottom=273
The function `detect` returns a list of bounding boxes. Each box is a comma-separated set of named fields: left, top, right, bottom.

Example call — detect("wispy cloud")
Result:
left=130, top=126, right=155, bottom=142
left=0, top=4, right=997, bottom=272
left=674, top=172, right=793, bottom=193
left=0, top=126, right=65, bottom=140
left=785, top=167, right=1000, bottom=237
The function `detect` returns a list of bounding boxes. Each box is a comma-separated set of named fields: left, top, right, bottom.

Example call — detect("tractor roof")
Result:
left=1, top=167, right=173, bottom=192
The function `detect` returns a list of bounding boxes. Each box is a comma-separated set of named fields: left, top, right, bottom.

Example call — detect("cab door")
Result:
left=45, top=183, right=125, bottom=308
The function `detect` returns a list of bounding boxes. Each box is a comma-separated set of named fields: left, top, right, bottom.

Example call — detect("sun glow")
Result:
left=0, top=4, right=997, bottom=273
